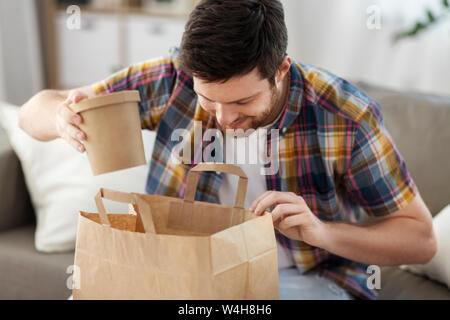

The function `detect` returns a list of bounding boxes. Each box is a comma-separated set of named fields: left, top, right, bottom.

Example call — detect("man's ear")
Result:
left=276, top=56, right=292, bottom=83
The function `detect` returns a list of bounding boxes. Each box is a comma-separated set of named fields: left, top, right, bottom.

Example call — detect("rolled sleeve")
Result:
left=91, top=47, right=180, bottom=131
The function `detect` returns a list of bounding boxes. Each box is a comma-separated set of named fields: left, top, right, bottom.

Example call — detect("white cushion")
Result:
left=401, top=204, right=450, bottom=289
left=0, top=102, right=155, bottom=252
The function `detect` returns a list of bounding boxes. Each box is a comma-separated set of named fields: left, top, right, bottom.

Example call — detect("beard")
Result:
left=247, top=86, right=278, bottom=130
left=218, top=86, right=280, bottom=133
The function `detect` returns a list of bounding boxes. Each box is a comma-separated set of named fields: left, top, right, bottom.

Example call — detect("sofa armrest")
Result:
left=0, top=126, right=34, bottom=231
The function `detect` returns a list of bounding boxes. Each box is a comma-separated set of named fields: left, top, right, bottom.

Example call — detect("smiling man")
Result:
left=19, top=0, right=436, bottom=300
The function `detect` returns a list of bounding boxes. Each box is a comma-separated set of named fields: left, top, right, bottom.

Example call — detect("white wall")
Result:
left=1, top=0, right=448, bottom=102
left=0, top=27, right=5, bottom=102
left=0, top=0, right=44, bottom=105
left=282, top=0, right=450, bottom=96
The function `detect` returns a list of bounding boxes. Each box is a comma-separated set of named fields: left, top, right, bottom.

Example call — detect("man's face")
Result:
left=193, top=68, right=278, bottom=132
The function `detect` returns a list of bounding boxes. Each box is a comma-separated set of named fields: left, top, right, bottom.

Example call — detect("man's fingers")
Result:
left=54, top=90, right=90, bottom=152
left=251, top=190, right=285, bottom=213
left=65, top=135, right=85, bottom=153
left=59, top=102, right=83, bottom=126
left=278, top=214, right=307, bottom=232
left=271, top=203, right=305, bottom=222
left=249, top=191, right=273, bottom=211
left=68, top=90, right=88, bottom=104
left=61, top=89, right=89, bottom=125
left=65, top=123, right=86, bottom=142
left=253, top=191, right=299, bottom=215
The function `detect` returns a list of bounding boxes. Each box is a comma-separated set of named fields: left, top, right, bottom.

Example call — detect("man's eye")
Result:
left=236, top=101, right=250, bottom=106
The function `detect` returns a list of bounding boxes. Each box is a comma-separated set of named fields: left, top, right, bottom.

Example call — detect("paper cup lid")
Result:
left=70, top=90, right=141, bottom=113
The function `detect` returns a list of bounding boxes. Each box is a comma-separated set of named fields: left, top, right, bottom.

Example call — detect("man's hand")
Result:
left=20, top=85, right=95, bottom=143
left=250, top=191, right=327, bottom=248
left=250, top=191, right=436, bottom=266
left=55, top=90, right=88, bottom=153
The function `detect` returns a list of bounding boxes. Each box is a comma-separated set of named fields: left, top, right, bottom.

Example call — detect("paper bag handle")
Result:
left=94, top=188, right=156, bottom=233
left=184, top=163, right=248, bottom=208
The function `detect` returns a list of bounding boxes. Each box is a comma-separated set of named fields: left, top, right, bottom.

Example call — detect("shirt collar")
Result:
left=271, top=61, right=304, bottom=136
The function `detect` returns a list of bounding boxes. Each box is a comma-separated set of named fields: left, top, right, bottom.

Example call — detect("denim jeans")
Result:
left=279, top=267, right=355, bottom=300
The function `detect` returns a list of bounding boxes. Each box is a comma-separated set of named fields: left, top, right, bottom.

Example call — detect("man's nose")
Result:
left=215, top=104, right=239, bottom=127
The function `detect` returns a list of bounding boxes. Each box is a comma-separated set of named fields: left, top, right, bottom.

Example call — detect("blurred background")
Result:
left=0, top=0, right=449, bottom=105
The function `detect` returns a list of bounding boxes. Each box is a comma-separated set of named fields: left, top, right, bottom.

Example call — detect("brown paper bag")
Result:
left=72, top=163, right=279, bottom=300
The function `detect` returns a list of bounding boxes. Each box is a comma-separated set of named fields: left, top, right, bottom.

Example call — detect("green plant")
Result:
left=394, top=0, right=450, bottom=41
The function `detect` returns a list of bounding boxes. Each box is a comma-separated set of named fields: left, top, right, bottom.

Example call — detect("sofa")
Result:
left=0, top=81, right=449, bottom=300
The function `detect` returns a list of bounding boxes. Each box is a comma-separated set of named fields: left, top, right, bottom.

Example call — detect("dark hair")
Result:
left=179, top=0, right=288, bottom=86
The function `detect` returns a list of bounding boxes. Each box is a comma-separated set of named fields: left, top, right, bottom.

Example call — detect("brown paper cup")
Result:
left=70, top=90, right=146, bottom=175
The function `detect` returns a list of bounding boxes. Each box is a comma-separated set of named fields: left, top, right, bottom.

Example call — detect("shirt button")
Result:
left=282, top=127, right=287, bottom=134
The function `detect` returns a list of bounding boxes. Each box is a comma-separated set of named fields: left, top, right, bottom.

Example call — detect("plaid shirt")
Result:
left=92, top=47, right=417, bottom=300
